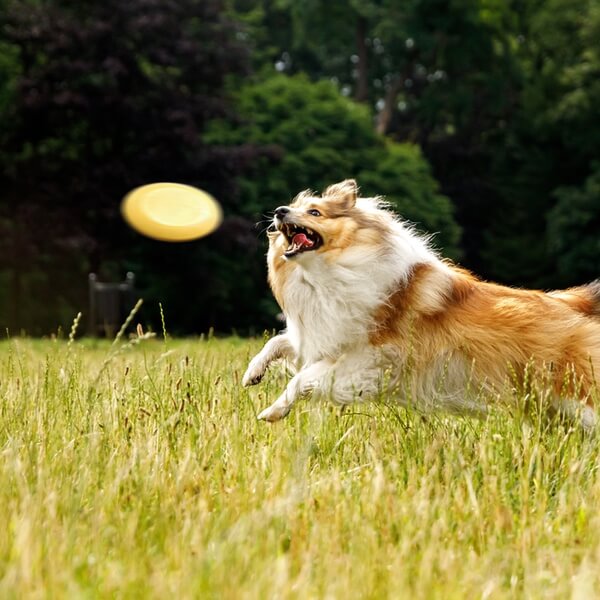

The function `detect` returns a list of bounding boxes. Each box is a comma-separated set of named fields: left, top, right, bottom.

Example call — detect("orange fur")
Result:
left=370, top=264, right=600, bottom=404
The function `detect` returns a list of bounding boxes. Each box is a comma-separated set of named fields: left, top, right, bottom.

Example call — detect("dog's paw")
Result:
left=242, top=356, right=266, bottom=386
left=257, top=402, right=291, bottom=422
left=242, top=363, right=265, bottom=387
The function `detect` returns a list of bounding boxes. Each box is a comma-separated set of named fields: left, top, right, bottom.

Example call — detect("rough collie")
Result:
left=243, top=179, right=600, bottom=429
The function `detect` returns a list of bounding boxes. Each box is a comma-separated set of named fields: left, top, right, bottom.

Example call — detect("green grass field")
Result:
left=1, top=332, right=599, bottom=598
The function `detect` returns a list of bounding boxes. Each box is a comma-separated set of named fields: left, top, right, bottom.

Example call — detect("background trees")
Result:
left=235, top=0, right=600, bottom=288
left=0, top=0, right=598, bottom=334
left=0, top=0, right=264, bottom=332
left=484, top=0, right=600, bottom=287
left=233, top=0, right=520, bottom=264
left=206, top=74, right=461, bottom=258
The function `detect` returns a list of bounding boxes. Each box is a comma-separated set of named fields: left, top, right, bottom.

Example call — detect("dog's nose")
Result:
left=274, top=206, right=290, bottom=219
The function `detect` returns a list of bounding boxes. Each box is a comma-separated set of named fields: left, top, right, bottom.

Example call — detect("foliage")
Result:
left=543, top=1, right=600, bottom=284
left=235, top=0, right=600, bottom=289
left=232, top=0, right=519, bottom=271
left=1, top=0, right=599, bottom=332
left=208, top=74, right=376, bottom=199
left=549, top=165, right=600, bottom=281
left=2, top=337, right=600, bottom=596
left=0, top=0, right=268, bottom=334
left=359, top=141, right=461, bottom=257
left=233, top=0, right=519, bottom=123
left=483, top=0, right=600, bottom=287
left=207, top=74, right=461, bottom=258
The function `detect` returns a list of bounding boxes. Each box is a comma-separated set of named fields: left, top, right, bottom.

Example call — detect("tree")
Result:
left=0, top=0, right=266, bottom=333
left=206, top=74, right=461, bottom=259
left=544, top=1, right=600, bottom=284
left=232, top=0, right=519, bottom=274
left=549, top=166, right=600, bottom=280
left=231, top=0, right=374, bottom=102
left=483, top=0, right=600, bottom=287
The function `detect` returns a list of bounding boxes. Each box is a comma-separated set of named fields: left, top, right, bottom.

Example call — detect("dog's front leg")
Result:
left=257, top=360, right=330, bottom=422
left=257, top=350, right=386, bottom=422
left=242, top=333, right=295, bottom=387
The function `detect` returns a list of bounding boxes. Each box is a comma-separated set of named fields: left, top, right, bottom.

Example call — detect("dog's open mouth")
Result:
left=279, top=223, right=323, bottom=257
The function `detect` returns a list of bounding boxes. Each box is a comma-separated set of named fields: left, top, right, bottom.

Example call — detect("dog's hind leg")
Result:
left=550, top=397, right=597, bottom=433
left=242, top=333, right=295, bottom=387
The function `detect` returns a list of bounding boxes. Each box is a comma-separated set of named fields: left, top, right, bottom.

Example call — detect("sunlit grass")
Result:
left=0, top=334, right=599, bottom=598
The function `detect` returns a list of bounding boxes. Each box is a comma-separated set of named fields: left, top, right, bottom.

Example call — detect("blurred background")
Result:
left=0, top=0, right=598, bottom=336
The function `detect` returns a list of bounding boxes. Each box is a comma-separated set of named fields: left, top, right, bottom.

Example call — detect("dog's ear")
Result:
left=324, top=179, right=358, bottom=210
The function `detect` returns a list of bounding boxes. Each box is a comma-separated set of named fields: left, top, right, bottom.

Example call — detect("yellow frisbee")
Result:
left=122, top=182, right=222, bottom=242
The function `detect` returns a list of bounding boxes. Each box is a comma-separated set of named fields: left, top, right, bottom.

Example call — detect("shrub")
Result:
left=207, top=74, right=461, bottom=258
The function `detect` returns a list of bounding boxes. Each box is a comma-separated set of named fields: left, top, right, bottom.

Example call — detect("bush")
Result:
left=548, top=165, right=600, bottom=283
left=207, top=74, right=462, bottom=259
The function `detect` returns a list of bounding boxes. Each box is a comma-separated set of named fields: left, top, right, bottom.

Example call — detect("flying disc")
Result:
left=122, top=182, right=222, bottom=242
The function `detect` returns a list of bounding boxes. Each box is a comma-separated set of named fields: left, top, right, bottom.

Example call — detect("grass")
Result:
left=0, top=332, right=599, bottom=598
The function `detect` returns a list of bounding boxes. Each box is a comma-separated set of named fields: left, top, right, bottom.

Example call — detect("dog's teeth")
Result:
left=306, top=228, right=313, bottom=235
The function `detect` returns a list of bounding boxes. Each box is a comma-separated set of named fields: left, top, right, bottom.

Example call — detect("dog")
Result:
left=243, top=179, right=600, bottom=429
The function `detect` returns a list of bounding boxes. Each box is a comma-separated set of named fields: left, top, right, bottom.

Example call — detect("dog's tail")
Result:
left=549, top=279, right=600, bottom=317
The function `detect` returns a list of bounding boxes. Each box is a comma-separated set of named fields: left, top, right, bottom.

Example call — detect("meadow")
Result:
left=0, top=328, right=599, bottom=599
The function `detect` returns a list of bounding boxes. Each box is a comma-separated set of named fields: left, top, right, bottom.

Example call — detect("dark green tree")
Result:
left=483, top=0, right=600, bottom=287
left=248, top=0, right=600, bottom=288
left=549, top=166, right=600, bottom=279
left=232, top=0, right=520, bottom=274
left=0, top=0, right=268, bottom=333
left=207, top=74, right=461, bottom=258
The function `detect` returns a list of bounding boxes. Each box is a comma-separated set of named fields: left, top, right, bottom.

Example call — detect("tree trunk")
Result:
left=376, top=77, right=402, bottom=135
left=354, top=16, right=369, bottom=103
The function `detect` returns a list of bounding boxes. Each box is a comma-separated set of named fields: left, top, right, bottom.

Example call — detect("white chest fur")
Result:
left=281, top=247, right=405, bottom=365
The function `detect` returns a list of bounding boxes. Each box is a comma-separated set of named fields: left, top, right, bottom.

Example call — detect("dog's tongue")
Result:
left=292, top=232, right=314, bottom=249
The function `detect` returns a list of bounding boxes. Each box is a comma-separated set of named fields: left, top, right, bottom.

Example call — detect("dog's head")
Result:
left=268, top=179, right=389, bottom=264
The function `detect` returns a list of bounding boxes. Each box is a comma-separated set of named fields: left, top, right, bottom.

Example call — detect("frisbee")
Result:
left=122, top=182, right=222, bottom=242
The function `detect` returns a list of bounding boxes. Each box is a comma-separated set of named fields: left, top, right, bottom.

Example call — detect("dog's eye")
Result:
left=307, top=209, right=321, bottom=217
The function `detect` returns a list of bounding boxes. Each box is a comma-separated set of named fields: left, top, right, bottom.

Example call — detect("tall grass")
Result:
left=0, top=333, right=599, bottom=598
